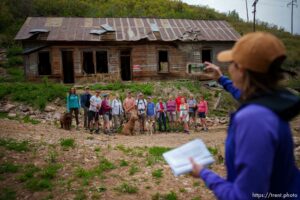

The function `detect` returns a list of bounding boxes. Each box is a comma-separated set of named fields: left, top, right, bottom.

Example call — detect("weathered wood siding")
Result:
left=22, top=41, right=234, bottom=83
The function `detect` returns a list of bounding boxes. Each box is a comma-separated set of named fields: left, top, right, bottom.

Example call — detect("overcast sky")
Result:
left=181, top=0, right=300, bottom=35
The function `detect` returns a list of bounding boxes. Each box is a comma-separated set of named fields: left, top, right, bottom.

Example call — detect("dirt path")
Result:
left=0, top=119, right=227, bottom=148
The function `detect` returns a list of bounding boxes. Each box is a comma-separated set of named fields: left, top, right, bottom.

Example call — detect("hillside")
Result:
left=0, top=0, right=299, bottom=69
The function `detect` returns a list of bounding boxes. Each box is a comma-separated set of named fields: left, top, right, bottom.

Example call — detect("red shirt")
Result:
left=175, top=96, right=185, bottom=111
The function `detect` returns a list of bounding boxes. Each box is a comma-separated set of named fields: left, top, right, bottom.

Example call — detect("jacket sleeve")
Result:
left=218, top=76, right=241, bottom=100
left=200, top=107, right=277, bottom=200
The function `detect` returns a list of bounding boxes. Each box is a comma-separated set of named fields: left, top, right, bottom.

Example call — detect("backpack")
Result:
left=137, top=99, right=147, bottom=115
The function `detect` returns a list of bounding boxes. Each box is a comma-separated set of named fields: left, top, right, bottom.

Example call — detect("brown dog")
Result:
left=60, top=113, right=72, bottom=130
left=121, top=114, right=138, bottom=135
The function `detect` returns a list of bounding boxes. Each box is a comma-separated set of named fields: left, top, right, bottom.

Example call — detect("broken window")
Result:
left=202, top=49, right=212, bottom=63
left=38, top=51, right=51, bottom=75
left=82, top=52, right=95, bottom=74
left=158, top=50, right=169, bottom=73
left=96, top=51, right=108, bottom=73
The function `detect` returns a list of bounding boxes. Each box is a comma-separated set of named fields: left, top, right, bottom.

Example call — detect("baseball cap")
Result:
left=217, top=32, right=286, bottom=73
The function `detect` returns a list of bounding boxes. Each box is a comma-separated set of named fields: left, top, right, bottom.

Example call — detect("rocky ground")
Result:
left=0, top=100, right=299, bottom=200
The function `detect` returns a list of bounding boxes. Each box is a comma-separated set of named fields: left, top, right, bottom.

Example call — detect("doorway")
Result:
left=61, top=50, right=74, bottom=83
left=120, top=50, right=131, bottom=81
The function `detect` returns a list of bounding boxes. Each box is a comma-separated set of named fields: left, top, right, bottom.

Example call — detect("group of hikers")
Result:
left=66, top=87, right=209, bottom=134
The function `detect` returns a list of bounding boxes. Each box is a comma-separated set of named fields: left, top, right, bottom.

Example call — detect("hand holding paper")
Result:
left=163, top=139, right=214, bottom=176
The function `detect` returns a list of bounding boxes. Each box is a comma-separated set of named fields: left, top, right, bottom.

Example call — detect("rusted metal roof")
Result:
left=15, top=17, right=240, bottom=42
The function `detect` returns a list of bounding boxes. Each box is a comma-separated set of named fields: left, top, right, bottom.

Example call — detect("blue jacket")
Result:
left=199, top=76, right=300, bottom=200
left=147, top=102, right=156, bottom=117
left=67, top=94, right=80, bottom=112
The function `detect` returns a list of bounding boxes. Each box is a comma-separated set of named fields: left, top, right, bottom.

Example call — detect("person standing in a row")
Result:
left=89, top=90, right=101, bottom=134
left=123, top=91, right=135, bottom=121
left=80, top=86, right=91, bottom=130
left=111, top=94, right=124, bottom=131
left=66, top=87, right=81, bottom=130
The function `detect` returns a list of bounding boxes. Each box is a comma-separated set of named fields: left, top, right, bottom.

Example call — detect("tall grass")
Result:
left=0, top=78, right=68, bottom=110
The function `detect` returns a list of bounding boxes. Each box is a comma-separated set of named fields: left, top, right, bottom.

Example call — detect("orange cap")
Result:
left=217, top=32, right=286, bottom=73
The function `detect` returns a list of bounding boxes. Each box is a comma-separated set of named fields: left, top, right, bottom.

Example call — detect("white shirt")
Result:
left=89, top=95, right=102, bottom=112
left=111, top=99, right=124, bottom=115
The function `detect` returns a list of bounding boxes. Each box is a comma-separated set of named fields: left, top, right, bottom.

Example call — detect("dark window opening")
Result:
left=62, top=51, right=74, bottom=83
left=202, top=49, right=212, bottom=63
left=82, top=52, right=95, bottom=74
left=38, top=51, right=51, bottom=75
left=158, top=50, right=168, bottom=72
left=120, top=50, right=131, bottom=81
left=96, top=51, right=108, bottom=73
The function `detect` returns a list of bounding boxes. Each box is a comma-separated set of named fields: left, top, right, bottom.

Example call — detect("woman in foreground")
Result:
left=191, top=32, right=300, bottom=199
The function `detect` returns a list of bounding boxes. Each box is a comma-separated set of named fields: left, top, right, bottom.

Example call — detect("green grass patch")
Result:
left=0, top=138, right=29, bottom=152
left=191, top=197, right=201, bottom=200
left=18, top=164, right=40, bottom=182
left=98, top=157, right=116, bottom=171
left=25, top=178, right=53, bottom=191
left=0, top=79, right=68, bottom=110
left=0, top=187, right=16, bottom=200
left=114, top=182, right=138, bottom=194
left=75, top=167, right=95, bottom=180
left=22, top=115, right=40, bottom=124
left=94, top=147, right=101, bottom=152
left=129, top=165, right=139, bottom=176
left=207, top=146, right=218, bottom=156
left=0, top=162, right=19, bottom=174
left=74, top=189, right=87, bottom=200
left=146, top=146, right=172, bottom=166
left=152, top=191, right=178, bottom=200
left=75, top=157, right=115, bottom=185
left=20, top=163, right=60, bottom=191
left=46, top=150, right=58, bottom=163
left=193, top=181, right=200, bottom=187
left=148, top=146, right=172, bottom=157
left=90, top=81, right=153, bottom=95
left=119, top=159, right=129, bottom=167
left=40, top=164, right=61, bottom=179
left=60, top=138, right=75, bottom=149
left=152, top=169, right=163, bottom=179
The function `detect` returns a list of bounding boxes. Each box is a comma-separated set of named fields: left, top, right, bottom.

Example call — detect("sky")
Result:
left=181, top=0, right=300, bottom=35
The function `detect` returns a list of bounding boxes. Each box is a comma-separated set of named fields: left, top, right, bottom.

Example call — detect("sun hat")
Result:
left=217, top=32, right=286, bottom=73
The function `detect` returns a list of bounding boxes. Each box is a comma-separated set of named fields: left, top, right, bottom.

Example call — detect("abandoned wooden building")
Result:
left=15, top=17, right=240, bottom=83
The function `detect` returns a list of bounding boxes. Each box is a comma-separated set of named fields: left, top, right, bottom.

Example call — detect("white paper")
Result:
left=163, top=139, right=214, bottom=176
